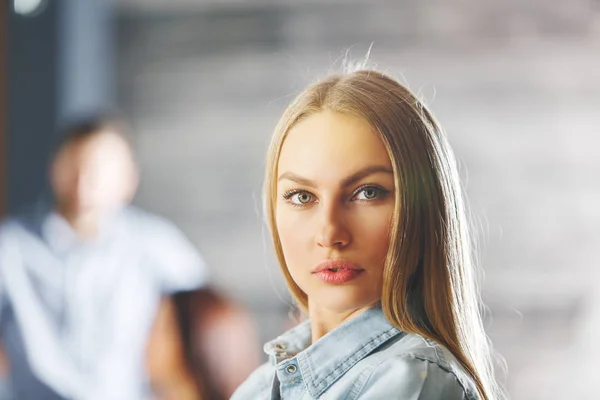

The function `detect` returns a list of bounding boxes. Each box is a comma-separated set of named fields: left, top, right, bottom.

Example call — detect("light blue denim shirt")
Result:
left=231, top=305, right=479, bottom=400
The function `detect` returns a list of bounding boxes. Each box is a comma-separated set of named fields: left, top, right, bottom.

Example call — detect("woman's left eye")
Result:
left=354, top=186, right=384, bottom=200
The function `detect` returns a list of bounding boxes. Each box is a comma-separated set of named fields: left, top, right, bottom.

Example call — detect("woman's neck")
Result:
left=308, top=303, right=372, bottom=343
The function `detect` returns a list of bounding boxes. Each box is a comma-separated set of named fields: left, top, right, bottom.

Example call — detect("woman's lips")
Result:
left=312, top=260, right=364, bottom=284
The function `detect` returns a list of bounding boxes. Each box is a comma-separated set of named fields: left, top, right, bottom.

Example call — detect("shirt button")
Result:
left=285, top=364, right=297, bottom=374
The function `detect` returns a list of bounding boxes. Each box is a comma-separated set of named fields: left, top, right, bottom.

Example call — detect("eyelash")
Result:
left=282, top=185, right=389, bottom=207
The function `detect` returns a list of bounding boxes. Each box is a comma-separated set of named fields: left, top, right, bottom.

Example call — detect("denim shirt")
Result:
left=231, top=306, right=479, bottom=400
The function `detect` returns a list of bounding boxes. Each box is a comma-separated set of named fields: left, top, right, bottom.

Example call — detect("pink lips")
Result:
left=312, top=259, right=364, bottom=284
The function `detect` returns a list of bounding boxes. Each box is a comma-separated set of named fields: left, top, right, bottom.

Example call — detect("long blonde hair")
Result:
left=264, top=69, right=504, bottom=400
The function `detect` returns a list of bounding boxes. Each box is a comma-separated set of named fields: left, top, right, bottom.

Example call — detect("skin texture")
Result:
left=276, top=110, right=396, bottom=342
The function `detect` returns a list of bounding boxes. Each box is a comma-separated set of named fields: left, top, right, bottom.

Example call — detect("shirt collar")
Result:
left=264, top=304, right=404, bottom=398
left=42, top=212, right=80, bottom=254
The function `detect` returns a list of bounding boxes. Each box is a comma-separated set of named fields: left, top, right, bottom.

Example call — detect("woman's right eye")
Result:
left=283, top=190, right=313, bottom=206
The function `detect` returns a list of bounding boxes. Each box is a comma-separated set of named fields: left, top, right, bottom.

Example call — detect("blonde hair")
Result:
left=264, top=69, right=504, bottom=400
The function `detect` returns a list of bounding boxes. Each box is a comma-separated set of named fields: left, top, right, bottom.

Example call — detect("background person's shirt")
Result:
left=0, top=203, right=208, bottom=400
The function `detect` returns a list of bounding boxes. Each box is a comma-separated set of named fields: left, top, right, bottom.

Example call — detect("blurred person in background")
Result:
left=0, top=114, right=209, bottom=399
left=231, top=68, right=505, bottom=400
left=146, top=286, right=261, bottom=400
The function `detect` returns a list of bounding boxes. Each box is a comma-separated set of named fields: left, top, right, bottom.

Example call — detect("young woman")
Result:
left=231, top=69, right=504, bottom=400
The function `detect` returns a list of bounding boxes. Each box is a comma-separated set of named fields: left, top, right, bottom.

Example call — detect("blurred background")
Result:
left=3, top=0, right=600, bottom=399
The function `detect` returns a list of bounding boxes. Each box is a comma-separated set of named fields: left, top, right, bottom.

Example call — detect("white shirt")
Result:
left=0, top=204, right=208, bottom=399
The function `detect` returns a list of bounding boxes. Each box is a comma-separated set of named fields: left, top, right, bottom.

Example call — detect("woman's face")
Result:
left=276, top=110, right=395, bottom=315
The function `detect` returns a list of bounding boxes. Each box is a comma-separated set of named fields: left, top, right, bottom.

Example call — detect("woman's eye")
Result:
left=293, top=192, right=312, bottom=204
left=283, top=191, right=313, bottom=206
left=354, top=187, right=383, bottom=200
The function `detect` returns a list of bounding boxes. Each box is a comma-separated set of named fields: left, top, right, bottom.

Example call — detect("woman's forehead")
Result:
left=278, top=110, right=392, bottom=184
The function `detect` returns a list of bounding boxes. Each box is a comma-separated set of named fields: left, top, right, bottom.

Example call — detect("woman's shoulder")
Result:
left=359, top=332, right=480, bottom=399
left=231, top=332, right=482, bottom=400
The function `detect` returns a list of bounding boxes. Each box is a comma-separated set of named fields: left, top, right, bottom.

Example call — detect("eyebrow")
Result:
left=278, top=165, right=394, bottom=188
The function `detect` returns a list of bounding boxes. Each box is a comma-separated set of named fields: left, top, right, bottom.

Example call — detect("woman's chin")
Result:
left=308, top=287, right=379, bottom=315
